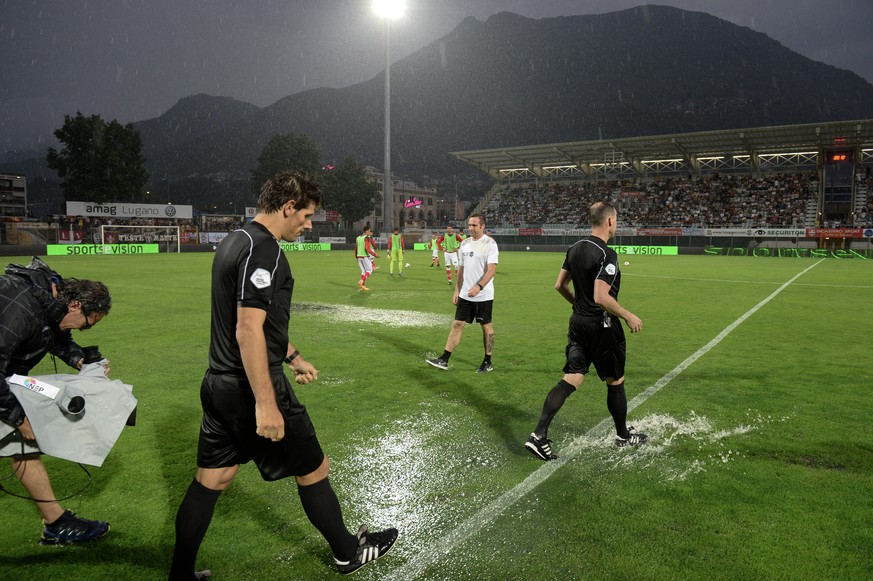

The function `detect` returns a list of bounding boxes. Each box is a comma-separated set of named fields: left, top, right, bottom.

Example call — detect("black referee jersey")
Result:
left=562, top=235, right=622, bottom=318
left=208, top=221, right=294, bottom=374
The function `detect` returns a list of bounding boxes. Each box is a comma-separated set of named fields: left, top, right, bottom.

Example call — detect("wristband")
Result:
left=477, top=283, right=484, bottom=290
left=284, top=350, right=300, bottom=364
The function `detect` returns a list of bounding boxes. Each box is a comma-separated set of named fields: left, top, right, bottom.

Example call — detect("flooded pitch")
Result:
left=325, top=403, right=789, bottom=579
left=292, top=302, right=451, bottom=328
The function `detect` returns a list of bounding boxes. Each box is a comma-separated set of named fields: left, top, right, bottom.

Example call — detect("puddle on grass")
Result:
left=292, top=302, right=450, bottom=328
left=329, top=407, right=486, bottom=559
left=561, top=409, right=792, bottom=482
left=309, top=407, right=791, bottom=578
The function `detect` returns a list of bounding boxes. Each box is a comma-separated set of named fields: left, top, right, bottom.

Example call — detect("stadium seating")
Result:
left=484, top=173, right=821, bottom=228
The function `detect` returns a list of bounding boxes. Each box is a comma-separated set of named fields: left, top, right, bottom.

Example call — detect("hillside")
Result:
left=141, top=6, right=873, bottom=182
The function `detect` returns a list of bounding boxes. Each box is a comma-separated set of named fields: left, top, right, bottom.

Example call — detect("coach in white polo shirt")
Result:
left=426, top=213, right=499, bottom=373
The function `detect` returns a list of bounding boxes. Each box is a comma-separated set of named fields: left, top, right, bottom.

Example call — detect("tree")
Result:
left=321, top=157, right=379, bottom=230
left=46, top=112, right=149, bottom=203
left=250, top=132, right=322, bottom=195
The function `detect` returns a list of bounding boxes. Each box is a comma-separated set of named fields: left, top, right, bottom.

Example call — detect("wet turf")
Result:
left=1, top=252, right=871, bottom=579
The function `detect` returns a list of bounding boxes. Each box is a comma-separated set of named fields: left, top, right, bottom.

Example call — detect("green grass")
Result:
left=1, top=251, right=871, bottom=580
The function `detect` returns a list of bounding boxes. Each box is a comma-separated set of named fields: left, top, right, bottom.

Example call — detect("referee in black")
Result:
left=169, top=170, right=397, bottom=579
left=525, top=201, right=648, bottom=461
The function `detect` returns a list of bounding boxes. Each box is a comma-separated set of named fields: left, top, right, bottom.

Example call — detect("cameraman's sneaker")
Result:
left=525, top=433, right=558, bottom=461
left=40, top=510, right=110, bottom=545
left=335, top=524, right=398, bottom=575
left=616, top=426, right=648, bottom=448
left=475, top=361, right=493, bottom=373
left=426, top=356, right=449, bottom=370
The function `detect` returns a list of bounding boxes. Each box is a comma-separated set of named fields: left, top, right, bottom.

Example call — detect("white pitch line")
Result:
left=625, top=272, right=871, bottom=289
left=388, top=258, right=825, bottom=580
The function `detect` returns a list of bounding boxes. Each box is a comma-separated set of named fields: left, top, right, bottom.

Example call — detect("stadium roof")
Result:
left=451, top=119, right=873, bottom=180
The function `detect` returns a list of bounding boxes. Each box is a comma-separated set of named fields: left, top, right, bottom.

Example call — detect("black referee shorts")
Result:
left=197, top=368, right=324, bottom=481
left=563, top=313, right=626, bottom=381
left=454, top=298, right=493, bottom=325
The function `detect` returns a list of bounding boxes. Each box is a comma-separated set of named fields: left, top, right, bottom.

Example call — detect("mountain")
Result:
left=140, top=6, right=873, bottom=182
left=6, top=5, right=873, bottom=201
left=135, top=94, right=261, bottom=160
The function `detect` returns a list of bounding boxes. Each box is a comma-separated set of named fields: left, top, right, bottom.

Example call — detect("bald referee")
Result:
left=525, top=201, right=648, bottom=461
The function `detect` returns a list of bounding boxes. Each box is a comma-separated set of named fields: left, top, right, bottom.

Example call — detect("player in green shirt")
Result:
left=388, top=227, right=405, bottom=276
left=437, top=225, right=464, bottom=285
left=428, top=233, right=440, bottom=267
left=355, top=226, right=377, bottom=291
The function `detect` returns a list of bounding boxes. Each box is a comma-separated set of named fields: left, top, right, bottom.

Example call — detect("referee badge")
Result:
left=605, top=263, right=617, bottom=275
left=250, top=268, right=272, bottom=289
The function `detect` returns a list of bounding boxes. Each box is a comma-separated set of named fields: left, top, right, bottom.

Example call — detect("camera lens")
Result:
left=67, top=396, right=85, bottom=414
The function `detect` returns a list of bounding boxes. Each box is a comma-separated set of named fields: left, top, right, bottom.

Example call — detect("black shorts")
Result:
left=563, top=313, right=626, bottom=381
left=197, top=368, right=324, bottom=481
left=454, top=298, right=493, bottom=325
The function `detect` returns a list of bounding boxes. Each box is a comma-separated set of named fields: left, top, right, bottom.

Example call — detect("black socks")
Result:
left=169, top=479, right=222, bottom=580
left=297, top=477, right=357, bottom=562
left=607, top=381, right=628, bottom=438
left=170, top=476, right=360, bottom=577
left=534, top=379, right=576, bottom=439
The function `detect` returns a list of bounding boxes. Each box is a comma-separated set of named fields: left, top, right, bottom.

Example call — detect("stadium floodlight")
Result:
left=640, top=158, right=684, bottom=164
left=372, top=0, right=405, bottom=19
left=373, top=0, right=405, bottom=234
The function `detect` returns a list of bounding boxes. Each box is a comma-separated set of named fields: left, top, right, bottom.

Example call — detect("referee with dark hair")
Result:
left=525, top=201, right=648, bottom=461
left=169, top=170, right=397, bottom=579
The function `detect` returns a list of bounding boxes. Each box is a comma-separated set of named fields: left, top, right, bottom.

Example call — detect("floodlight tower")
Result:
left=373, top=0, right=405, bottom=234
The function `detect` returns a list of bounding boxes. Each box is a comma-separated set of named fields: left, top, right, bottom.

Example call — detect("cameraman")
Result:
left=0, top=257, right=112, bottom=545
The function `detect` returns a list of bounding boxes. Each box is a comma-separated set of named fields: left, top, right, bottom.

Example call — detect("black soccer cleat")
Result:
left=426, top=356, right=449, bottom=370
left=40, top=510, right=110, bottom=545
left=525, top=433, right=558, bottom=461
left=335, top=524, right=398, bottom=575
left=475, top=361, right=493, bottom=373
left=615, top=426, right=649, bottom=448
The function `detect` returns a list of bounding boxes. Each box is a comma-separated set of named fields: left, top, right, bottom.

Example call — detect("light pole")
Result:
left=373, top=0, right=405, bottom=234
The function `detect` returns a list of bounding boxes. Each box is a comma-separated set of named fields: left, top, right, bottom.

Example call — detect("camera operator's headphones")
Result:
left=82, top=295, right=112, bottom=316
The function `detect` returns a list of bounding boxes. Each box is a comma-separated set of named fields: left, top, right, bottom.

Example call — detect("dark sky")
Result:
left=2, top=0, right=872, bottom=152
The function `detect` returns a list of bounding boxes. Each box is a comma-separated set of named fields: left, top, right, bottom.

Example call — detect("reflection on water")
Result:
left=292, top=302, right=451, bottom=328
left=330, top=407, right=485, bottom=561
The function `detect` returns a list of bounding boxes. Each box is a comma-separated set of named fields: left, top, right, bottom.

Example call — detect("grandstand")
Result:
left=452, top=120, right=873, bottom=243
left=482, top=174, right=817, bottom=229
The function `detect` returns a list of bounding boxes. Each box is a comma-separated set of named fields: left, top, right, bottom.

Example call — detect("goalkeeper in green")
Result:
left=388, top=227, right=405, bottom=276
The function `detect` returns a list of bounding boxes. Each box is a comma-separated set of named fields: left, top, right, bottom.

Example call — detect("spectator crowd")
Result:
left=484, top=172, right=825, bottom=229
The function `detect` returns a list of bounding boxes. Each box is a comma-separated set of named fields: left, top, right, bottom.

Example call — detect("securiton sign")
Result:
left=704, top=246, right=870, bottom=259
